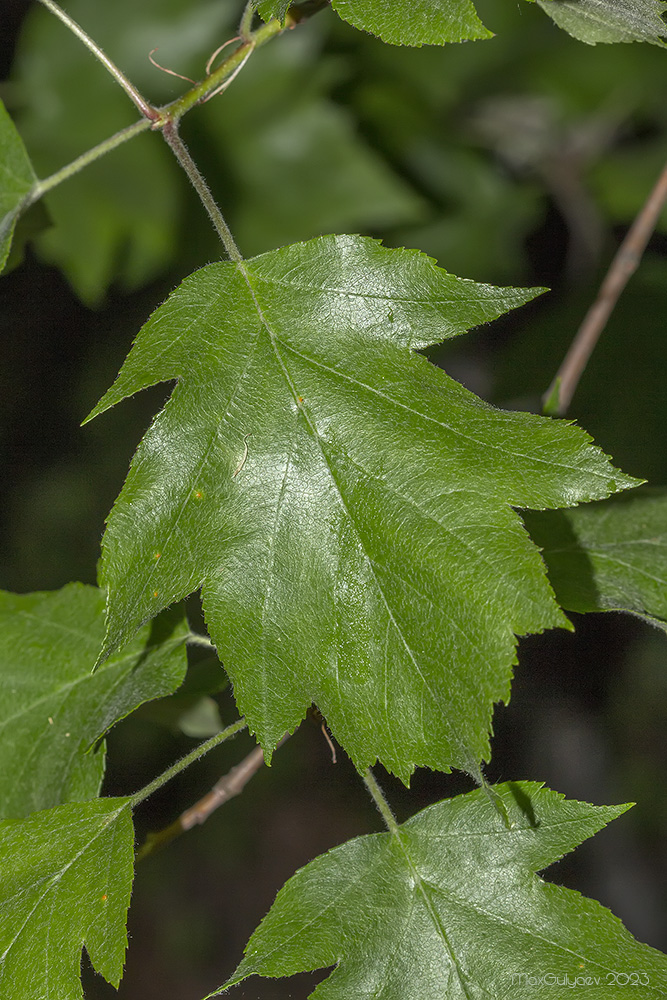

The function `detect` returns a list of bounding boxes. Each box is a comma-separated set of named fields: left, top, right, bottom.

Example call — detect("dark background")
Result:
left=1, top=0, right=666, bottom=996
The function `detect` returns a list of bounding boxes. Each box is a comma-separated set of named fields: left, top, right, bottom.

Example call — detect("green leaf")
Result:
left=0, top=797, right=134, bottom=999
left=330, top=0, right=493, bottom=45
left=221, top=782, right=667, bottom=998
left=524, top=488, right=667, bottom=628
left=532, top=0, right=667, bottom=46
left=0, top=99, right=37, bottom=273
left=0, top=583, right=189, bottom=819
left=87, top=235, right=638, bottom=782
left=254, top=0, right=292, bottom=23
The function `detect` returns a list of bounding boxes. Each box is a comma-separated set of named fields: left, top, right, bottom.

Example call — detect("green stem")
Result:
left=26, top=118, right=151, bottom=206
left=162, top=121, right=242, bottom=261
left=156, top=15, right=286, bottom=126
left=363, top=768, right=399, bottom=834
left=21, top=8, right=309, bottom=210
left=36, top=0, right=158, bottom=120
left=186, top=631, right=215, bottom=650
left=130, top=717, right=247, bottom=808
left=239, top=0, right=257, bottom=41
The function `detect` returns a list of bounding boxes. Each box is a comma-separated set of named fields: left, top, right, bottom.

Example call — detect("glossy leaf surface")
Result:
left=222, top=783, right=667, bottom=999
left=525, top=489, right=667, bottom=628
left=0, top=99, right=36, bottom=272
left=0, top=584, right=188, bottom=819
left=533, top=0, right=667, bottom=45
left=0, top=798, right=134, bottom=999
left=88, top=235, right=637, bottom=781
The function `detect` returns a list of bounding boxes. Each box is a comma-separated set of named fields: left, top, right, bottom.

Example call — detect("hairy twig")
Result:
left=130, top=717, right=247, bottom=810
left=544, top=155, right=667, bottom=415
left=363, top=768, right=399, bottom=834
left=36, top=0, right=158, bottom=119
left=162, top=120, right=243, bottom=262
left=138, top=734, right=289, bottom=860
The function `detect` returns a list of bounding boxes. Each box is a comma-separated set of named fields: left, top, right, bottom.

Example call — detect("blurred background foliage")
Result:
left=0, top=0, right=666, bottom=996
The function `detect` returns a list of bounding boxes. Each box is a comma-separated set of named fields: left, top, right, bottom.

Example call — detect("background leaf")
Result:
left=524, top=488, right=667, bottom=627
left=0, top=99, right=36, bottom=273
left=0, top=797, right=134, bottom=999
left=87, top=235, right=637, bottom=781
left=222, top=782, right=667, bottom=999
left=0, top=583, right=189, bottom=819
left=330, top=0, right=493, bottom=46
left=532, top=0, right=667, bottom=46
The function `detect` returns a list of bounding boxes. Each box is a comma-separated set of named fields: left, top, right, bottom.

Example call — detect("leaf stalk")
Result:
left=363, top=768, right=399, bottom=834
left=162, top=120, right=243, bottom=262
left=129, top=717, right=247, bottom=808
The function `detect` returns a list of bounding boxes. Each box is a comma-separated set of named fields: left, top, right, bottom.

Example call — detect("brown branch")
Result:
left=137, top=735, right=288, bottom=860
left=544, top=156, right=667, bottom=416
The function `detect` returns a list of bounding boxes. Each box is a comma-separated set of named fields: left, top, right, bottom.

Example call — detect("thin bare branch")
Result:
left=137, top=734, right=289, bottom=860
left=544, top=156, right=667, bottom=416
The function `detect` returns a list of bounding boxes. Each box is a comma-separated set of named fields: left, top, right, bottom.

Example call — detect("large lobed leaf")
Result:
left=0, top=584, right=189, bottom=819
left=532, top=0, right=667, bottom=46
left=0, top=99, right=36, bottom=273
left=0, top=798, right=134, bottom=999
left=220, top=782, right=667, bottom=998
left=87, top=235, right=637, bottom=781
left=525, top=488, right=667, bottom=628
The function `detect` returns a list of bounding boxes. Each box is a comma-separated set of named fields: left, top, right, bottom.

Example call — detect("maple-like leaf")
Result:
left=0, top=797, right=134, bottom=1000
left=0, top=584, right=189, bottom=819
left=531, top=0, right=667, bottom=46
left=524, top=488, right=667, bottom=628
left=87, top=235, right=638, bottom=781
left=219, top=783, right=667, bottom=999
left=0, top=99, right=36, bottom=272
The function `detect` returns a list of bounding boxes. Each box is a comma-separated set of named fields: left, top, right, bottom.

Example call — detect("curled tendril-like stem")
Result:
left=148, top=48, right=195, bottom=85
left=206, top=36, right=242, bottom=76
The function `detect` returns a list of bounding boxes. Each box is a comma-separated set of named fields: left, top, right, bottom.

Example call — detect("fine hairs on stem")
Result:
left=363, top=768, right=399, bottom=834
left=129, top=718, right=247, bottom=808
left=162, top=121, right=243, bottom=262
left=36, top=0, right=157, bottom=119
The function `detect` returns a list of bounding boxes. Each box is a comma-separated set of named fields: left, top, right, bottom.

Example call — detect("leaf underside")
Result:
left=533, top=0, right=667, bottom=46
left=88, top=235, right=637, bottom=782
left=524, top=488, right=667, bottom=628
left=0, top=584, right=189, bottom=820
left=222, top=782, right=667, bottom=999
left=0, top=798, right=134, bottom=1000
left=0, top=99, right=36, bottom=272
